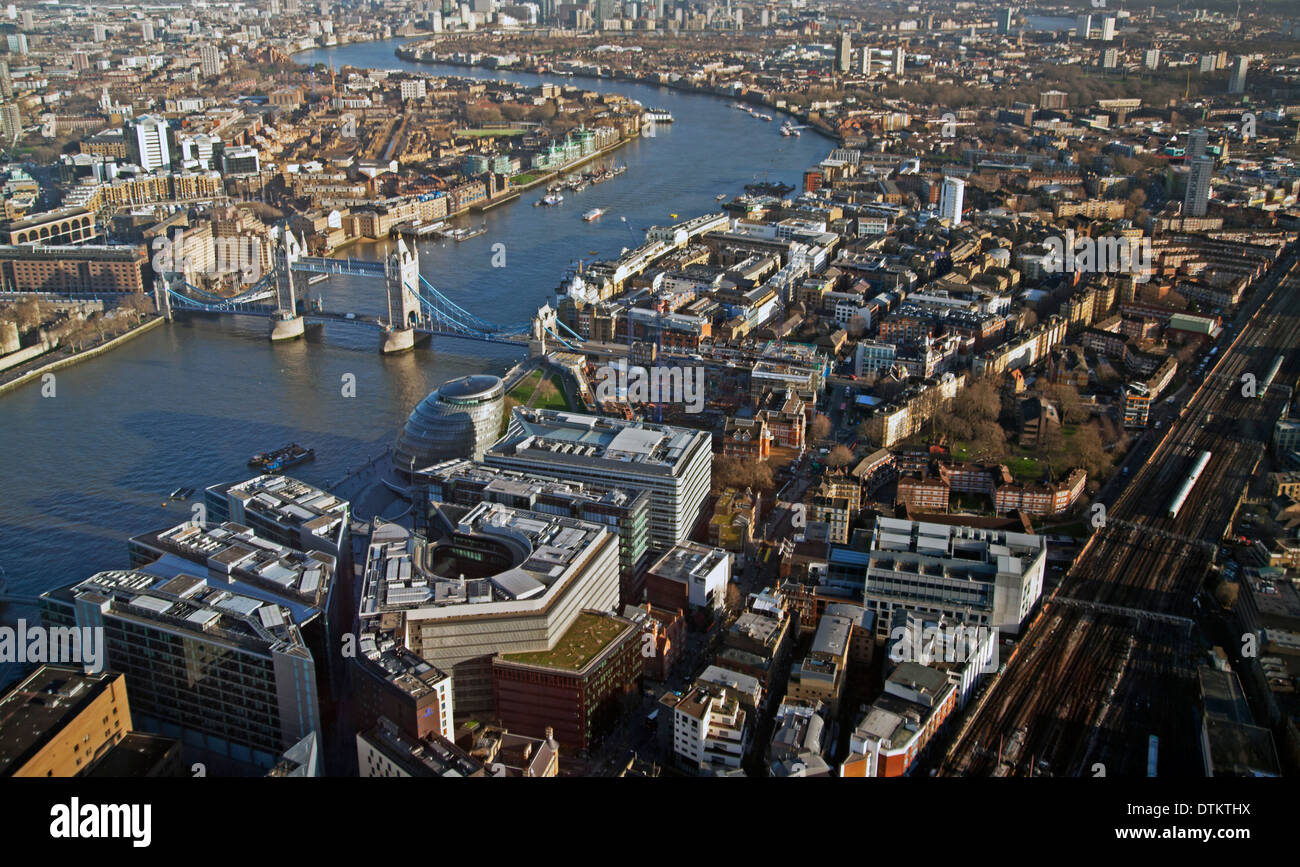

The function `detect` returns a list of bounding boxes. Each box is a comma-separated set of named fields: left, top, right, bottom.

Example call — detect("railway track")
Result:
left=941, top=246, right=1300, bottom=777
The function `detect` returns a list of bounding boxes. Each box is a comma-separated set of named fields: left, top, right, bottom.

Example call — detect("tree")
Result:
left=810, top=413, right=832, bottom=441
left=827, top=445, right=854, bottom=468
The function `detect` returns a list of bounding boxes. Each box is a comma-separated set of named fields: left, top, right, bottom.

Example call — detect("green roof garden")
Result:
left=501, top=612, right=627, bottom=671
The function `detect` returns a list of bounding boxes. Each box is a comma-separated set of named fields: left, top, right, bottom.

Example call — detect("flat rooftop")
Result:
left=649, top=542, right=729, bottom=584
left=499, top=611, right=630, bottom=672
left=211, top=475, right=349, bottom=536
left=132, top=521, right=335, bottom=610
left=490, top=408, right=709, bottom=471
left=0, top=666, right=120, bottom=776
left=44, top=570, right=311, bottom=659
left=359, top=503, right=613, bottom=620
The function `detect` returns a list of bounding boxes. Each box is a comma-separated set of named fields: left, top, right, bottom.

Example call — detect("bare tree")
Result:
left=827, top=445, right=854, bottom=467
left=810, top=413, right=833, bottom=441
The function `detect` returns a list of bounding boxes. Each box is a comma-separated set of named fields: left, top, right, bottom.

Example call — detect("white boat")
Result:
left=583, top=208, right=604, bottom=222
left=715, top=193, right=728, bottom=201
left=536, top=193, right=563, bottom=206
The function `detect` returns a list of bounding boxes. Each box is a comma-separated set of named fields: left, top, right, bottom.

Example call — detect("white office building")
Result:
left=485, top=408, right=713, bottom=550
left=831, top=516, right=1048, bottom=636
left=130, top=114, right=171, bottom=172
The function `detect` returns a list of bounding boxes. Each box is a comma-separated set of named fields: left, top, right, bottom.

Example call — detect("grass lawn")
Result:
left=507, top=370, right=571, bottom=411
left=507, top=369, right=543, bottom=401
left=1004, top=456, right=1043, bottom=481
left=456, top=127, right=526, bottom=138
left=511, top=172, right=542, bottom=186
left=533, top=374, right=570, bottom=410
left=502, top=612, right=627, bottom=670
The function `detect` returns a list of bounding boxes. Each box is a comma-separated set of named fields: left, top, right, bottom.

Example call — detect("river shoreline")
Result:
left=0, top=315, right=165, bottom=398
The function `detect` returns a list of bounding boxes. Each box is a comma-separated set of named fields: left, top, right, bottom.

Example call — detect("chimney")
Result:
left=545, top=726, right=558, bottom=750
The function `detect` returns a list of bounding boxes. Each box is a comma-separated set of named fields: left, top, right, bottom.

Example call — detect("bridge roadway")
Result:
left=171, top=302, right=530, bottom=346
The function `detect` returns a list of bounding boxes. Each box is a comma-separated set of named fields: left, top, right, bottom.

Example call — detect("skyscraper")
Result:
left=1144, top=48, right=1160, bottom=70
left=1229, top=55, right=1248, bottom=94
left=997, top=7, right=1015, bottom=35
left=893, top=46, right=905, bottom=76
left=1100, top=16, right=1115, bottom=41
left=141, top=20, right=154, bottom=42
left=0, top=60, right=11, bottom=100
left=1076, top=13, right=1091, bottom=39
left=1186, top=128, right=1209, bottom=160
left=940, top=176, right=966, bottom=226
left=1184, top=156, right=1214, bottom=218
left=836, top=32, right=852, bottom=74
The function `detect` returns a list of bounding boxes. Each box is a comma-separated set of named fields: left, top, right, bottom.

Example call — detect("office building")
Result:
left=485, top=408, right=713, bottom=550
left=126, top=518, right=346, bottom=699
left=357, top=505, right=620, bottom=719
left=767, top=700, right=831, bottom=777
left=205, top=473, right=349, bottom=556
left=939, top=176, right=966, bottom=226
left=0, top=667, right=132, bottom=777
left=644, top=542, right=730, bottom=613
left=393, top=374, right=505, bottom=475
left=841, top=662, right=957, bottom=777
left=492, top=610, right=642, bottom=754
left=128, top=115, right=171, bottom=172
left=997, top=7, right=1014, bottom=35
left=661, top=682, right=750, bottom=774
left=1075, top=13, right=1091, bottom=39
left=357, top=716, right=485, bottom=777
left=222, top=145, right=261, bottom=176
left=830, top=517, right=1047, bottom=636
left=40, top=570, right=323, bottom=775
left=786, top=612, right=854, bottom=715
left=1229, top=55, right=1248, bottom=94
left=1185, top=155, right=1214, bottom=218
left=1100, top=15, right=1115, bottom=41
left=415, top=458, right=651, bottom=605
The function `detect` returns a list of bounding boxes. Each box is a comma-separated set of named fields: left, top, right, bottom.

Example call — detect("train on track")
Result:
left=1167, top=450, right=1212, bottom=519
left=1257, top=353, right=1286, bottom=398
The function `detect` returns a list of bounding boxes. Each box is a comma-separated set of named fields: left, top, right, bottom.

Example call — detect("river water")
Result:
left=0, top=38, right=832, bottom=629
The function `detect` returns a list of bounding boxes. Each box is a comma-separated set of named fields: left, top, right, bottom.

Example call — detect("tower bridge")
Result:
left=153, top=226, right=573, bottom=354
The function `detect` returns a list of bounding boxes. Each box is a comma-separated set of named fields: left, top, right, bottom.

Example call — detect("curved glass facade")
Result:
left=394, top=375, right=505, bottom=473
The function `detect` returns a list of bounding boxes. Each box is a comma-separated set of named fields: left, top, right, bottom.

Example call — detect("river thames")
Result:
left=0, top=38, right=832, bottom=624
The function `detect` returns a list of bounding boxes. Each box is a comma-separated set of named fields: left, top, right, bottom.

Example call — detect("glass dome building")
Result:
left=394, top=375, right=505, bottom=475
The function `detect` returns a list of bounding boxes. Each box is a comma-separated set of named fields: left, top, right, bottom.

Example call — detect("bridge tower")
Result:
left=380, top=238, right=421, bottom=354
left=270, top=226, right=306, bottom=342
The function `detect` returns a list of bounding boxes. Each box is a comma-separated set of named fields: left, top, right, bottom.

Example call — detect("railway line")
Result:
left=942, top=246, right=1300, bottom=777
